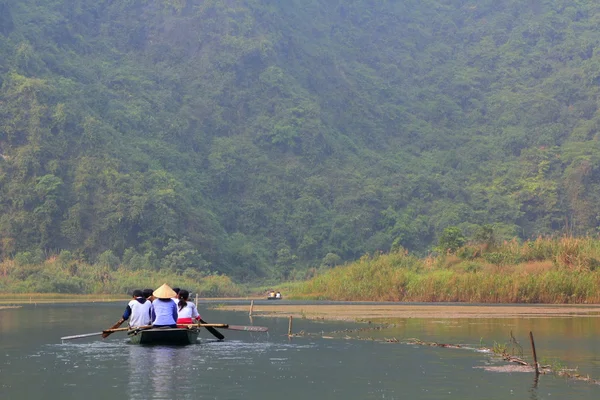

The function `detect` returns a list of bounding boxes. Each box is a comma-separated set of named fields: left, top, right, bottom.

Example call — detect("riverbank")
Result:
left=0, top=293, right=267, bottom=304
left=215, top=303, right=600, bottom=321
left=0, top=293, right=128, bottom=304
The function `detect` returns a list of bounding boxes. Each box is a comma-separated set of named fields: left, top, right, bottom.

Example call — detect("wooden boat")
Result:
left=61, top=323, right=267, bottom=342
left=128, top=327, right=200, bottom=345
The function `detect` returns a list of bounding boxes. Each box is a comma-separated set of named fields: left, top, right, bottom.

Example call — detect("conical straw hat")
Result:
left=153, top=283, right=177, bottom=299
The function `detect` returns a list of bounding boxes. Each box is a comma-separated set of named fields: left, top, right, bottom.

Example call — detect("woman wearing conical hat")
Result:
left=150, top=283, right=178, bottom=328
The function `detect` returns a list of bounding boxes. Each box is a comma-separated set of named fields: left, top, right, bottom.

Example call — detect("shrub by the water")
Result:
left=0, top=256, right=243, bottom=297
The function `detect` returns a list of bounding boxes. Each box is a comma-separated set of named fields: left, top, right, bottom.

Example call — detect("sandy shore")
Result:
left=0, top=306, right=21, bottom=310
left=216, top=303, right=600, bottom=321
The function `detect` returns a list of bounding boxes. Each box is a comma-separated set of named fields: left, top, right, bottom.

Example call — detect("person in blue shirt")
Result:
left=151, top=284, right=178, bottom=328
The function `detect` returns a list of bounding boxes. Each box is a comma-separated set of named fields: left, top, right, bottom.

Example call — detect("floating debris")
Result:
left=286, top=326, right=600, bottom=386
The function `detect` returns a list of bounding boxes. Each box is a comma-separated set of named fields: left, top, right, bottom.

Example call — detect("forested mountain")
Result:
left=1, top=0, right=600, bottom=281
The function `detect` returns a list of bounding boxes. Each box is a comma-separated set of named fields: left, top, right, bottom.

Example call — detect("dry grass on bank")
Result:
left=289, top=237, right=600, bottom=303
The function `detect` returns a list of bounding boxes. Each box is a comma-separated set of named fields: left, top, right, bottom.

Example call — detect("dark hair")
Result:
left=173, top=287, right=181, bottom=295
left=142, top=289, right=153, bottom=299
left=132, top=289, right=143, bottom=298
left=178, top=289, right=189, bottom=311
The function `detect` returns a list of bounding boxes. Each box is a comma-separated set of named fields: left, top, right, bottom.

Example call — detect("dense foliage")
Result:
left=2, top=0, right=600, bottom=282
left=0, top=253, right=242, bottom=296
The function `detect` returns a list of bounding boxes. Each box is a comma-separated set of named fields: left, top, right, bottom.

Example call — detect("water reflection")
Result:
left=127, top=345, right=153, bottom=400
left=128, top=344, right=200, bottom=400
left=151, top=347, right=179, bottom=399
left=529, top=375, right=539, bottom=400
left=0, top=308, right=17, bottom=333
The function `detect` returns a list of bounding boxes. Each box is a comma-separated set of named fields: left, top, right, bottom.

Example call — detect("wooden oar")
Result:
left=61, top=326, right=138, bottom=340
left=197, top=318, right=225, bottom=340
left=101, top=318, right=125, bottom=338
left=62, top=322, right=266, bottom=341
left=123, top=322, right=228, bottom=339
left=226, top=324, right=268, bottom=332
left=62, top=323, right=227, bottom=340
left=178, top=323, right=268, bottom=332
left=61, top=332, right=104, bottom=341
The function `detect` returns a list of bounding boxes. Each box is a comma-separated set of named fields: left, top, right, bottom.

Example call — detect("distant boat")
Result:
left=267, top=291, right=282, bottom=300
left=128, top=327, right=200, bottom=345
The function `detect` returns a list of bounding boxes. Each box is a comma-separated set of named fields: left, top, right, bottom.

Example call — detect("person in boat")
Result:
left=118, top=289, right=152, bottom=328
left=172, top=287, right=181, bottom=303
left=176, top=289, right=201, bottom=325
left=150, top=284, right=179, bottom=328
left=275, top=291, right=282, bottom=299
left=142, top=288, right=154, bottom=302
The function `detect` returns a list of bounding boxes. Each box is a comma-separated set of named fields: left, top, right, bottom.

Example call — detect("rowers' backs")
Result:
left=116, top=284, right=202, bottom=329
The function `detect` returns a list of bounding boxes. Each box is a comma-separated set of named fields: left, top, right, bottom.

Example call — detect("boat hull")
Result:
left=129, top=328, right=200, bottom=345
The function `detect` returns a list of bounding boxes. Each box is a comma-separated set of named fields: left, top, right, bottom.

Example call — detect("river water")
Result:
left=1, top=301, right=599, bottom=399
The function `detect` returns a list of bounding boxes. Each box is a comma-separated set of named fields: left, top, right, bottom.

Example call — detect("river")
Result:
left=1, top=302, right=599, bottom=399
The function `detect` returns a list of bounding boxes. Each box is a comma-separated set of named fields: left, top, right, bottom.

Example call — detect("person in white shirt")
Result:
left=176, top=289, right=201, bottom=324
left=119, top=289, right=152, bottom=328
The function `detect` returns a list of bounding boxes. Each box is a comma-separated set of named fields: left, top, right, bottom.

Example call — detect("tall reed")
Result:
left=292, top=237, right=600, bottom=303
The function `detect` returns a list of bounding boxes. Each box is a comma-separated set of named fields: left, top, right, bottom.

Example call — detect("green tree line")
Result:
left=1, top=0, right=600, bottom=283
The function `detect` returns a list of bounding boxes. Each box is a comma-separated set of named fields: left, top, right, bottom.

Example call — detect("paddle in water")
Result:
left=198, top=318, right=225, bottom=340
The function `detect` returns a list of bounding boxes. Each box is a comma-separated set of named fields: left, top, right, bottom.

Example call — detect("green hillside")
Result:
left=1, top=0, right=600, bottom=282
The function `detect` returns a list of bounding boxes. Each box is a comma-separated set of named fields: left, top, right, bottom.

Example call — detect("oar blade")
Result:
left=61, top=332, right=104, bottom=341
left=198, top=318, right=225, bottom=340
left=226, top=325, right=268, bottom=332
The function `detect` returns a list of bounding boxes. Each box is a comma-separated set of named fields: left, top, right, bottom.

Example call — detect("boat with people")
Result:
left=61, top=322, right=268, bottom=343
left=267, top=290, right=282, bottom=300
left=128, top=326, right=200, bottom=345
left=60, top=283, right=269, bottom=344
